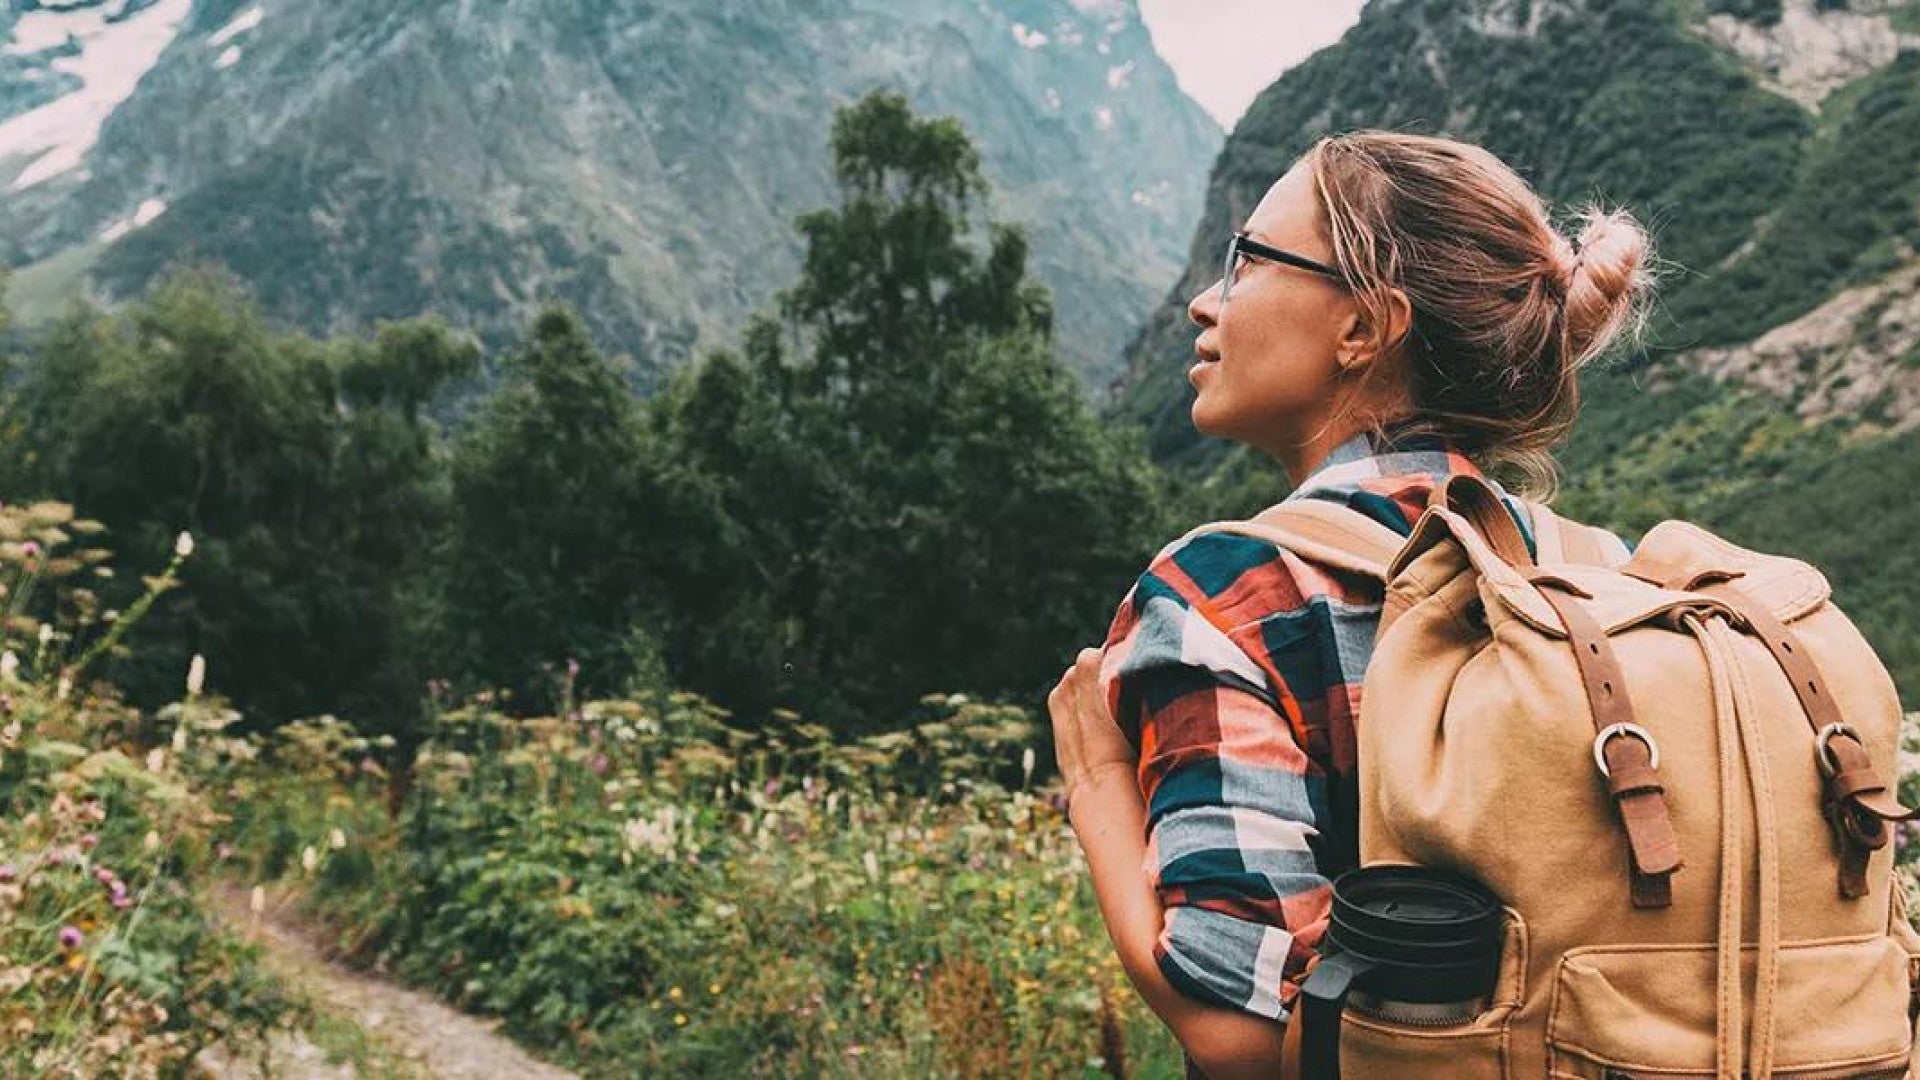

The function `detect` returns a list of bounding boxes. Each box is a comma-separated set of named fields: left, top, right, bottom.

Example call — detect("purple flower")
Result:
left=566, top=658, right=581, bottom=678
left=216, top=842, right=234, bottom=861
left=763, top=779, right=780, bottom=799
left=20, top=541, right=40, bottom=559
left=93, top=867, right=115, bottom=886
left=0, top=864, right=15, bottom=883
left=110, top=890, right=133, bottom=911
left=58, top=926, right=82, bottom=950
left=79, top=833, right=98, bottom=851
left=589, top=754, right=609, bottom=775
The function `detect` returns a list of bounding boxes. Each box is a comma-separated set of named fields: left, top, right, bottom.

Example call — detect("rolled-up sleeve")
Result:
left=1098, top=531, right=1339, bottom=1022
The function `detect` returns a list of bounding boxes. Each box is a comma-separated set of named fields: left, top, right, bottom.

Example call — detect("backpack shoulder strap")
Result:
left=1196, top=498, right=1406, bottom=582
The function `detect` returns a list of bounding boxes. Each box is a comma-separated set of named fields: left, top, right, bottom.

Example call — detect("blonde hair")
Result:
left=1302, top=129, right=1662, bottom=500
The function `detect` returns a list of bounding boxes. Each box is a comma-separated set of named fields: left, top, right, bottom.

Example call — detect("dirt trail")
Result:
left=197, top=883, right=581, bottom=1080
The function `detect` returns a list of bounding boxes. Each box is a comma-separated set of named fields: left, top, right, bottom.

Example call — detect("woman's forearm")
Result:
left=1068, top=764, right=1291, bottom=1080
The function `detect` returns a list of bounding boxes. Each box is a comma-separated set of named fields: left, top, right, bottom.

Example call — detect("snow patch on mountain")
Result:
left=0, top=0, right=191, bottom=191
left=208, top=5, right=265, bottom=49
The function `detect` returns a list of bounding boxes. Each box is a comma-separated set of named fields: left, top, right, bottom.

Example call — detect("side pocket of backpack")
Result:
left=1335, top=906, right=1527, bottom=1080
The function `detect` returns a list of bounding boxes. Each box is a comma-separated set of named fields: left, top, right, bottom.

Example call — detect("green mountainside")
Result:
left=1110, top=0, right=1920, bottom=698
left=0, top=0, right=1219, bottom=384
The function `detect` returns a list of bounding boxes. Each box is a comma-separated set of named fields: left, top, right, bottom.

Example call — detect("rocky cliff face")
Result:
left=0, top=0, right=1220, bottom=383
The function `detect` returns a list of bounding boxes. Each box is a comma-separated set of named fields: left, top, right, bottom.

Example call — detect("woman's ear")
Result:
left=1335, top=287, right=1416, bottom=374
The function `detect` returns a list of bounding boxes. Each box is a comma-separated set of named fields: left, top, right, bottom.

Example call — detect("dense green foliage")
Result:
left=6, top=271, right=478, bottom=745
left=644, top=93, right=1168, bottom=730
left=1, top=94, right=1169, bottom=738
left=225, top=691, right=1183, bottom=1078
left=0, top=501, right=300, bottom=1077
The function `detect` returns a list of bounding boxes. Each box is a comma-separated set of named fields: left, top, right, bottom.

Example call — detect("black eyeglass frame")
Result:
left=1220, top=231, right=1348, bottom=305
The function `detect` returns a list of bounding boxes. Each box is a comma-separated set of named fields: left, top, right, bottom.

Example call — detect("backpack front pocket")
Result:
left=1546, top=934, right=1914, bottom=1079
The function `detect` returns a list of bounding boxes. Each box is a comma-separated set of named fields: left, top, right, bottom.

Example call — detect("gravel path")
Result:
left=197, top=883, right=581, bottom=1080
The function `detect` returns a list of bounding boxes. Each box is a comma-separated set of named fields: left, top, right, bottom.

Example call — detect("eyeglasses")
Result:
left=1219, top=231, right=1347, bottom=305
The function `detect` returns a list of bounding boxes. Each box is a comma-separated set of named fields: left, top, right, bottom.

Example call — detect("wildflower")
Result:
left=216, top=842, right=233, bottom=861
left=174, top=531, right=193, bottom=558
left=301, top=846, right=318, bottom=873
left=1022, top=746, right=1036, bottom=786
left=58, top=926, right=82, bottom=950
left=20, top=541, right=40, bottom=560
left=668, top=985, right=683, bottom=1001
left=328, top=827, right=347, bottom=850
left=110, top=885, right=131, bottom=911
left=566, top=658, right=580, bottom=678
left=102, top=609, right=118, bottom=623
left=186, top=654, right=206, bottom=697
left=0, top=865, right=14, bottom=883
left=145, top=748, right=165, bottom=773
left=79, top=834, right=98, bottom=851
left=172, top=723, right=188, bottom=753
left=0, top=652, right=16, bottom=682
left=37, top=624, right=52, bottom=646
left=55, top=674, right=71, bottom=702
left=673, top=1013, right=687, bottom=1027
left=93, top=867, right=114, bottom=885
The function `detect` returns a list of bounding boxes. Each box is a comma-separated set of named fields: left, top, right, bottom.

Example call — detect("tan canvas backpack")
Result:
left=1202, top=473, right=1920, bottom=1079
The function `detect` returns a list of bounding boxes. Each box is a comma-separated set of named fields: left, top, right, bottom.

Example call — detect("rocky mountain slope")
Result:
left=0, top=0, right=1220, bottom=384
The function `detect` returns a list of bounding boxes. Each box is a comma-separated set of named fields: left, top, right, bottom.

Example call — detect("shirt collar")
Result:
left=1284, top=420, right=1485, bottom=503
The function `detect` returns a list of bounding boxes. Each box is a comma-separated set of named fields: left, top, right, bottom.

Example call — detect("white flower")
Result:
left=1022, top=747, right=1036, bottom=786
left=328, top=827, right=347, bottom=850
left=55, top=675, right=71, bottom=702
left=102, top=609, right=118, bottom=623
left=185, top=654, right=206, bottom=697
left=37, top=624, right=52, bottom=646
left=174, top=531, right=194, bottom=558
left=622, top=815, right=673, bottom=857
left=145, top=748, right=164, bottom=773
left=171, top=724, right=188, bottom=753
left=0, top=651, right=17, bottom=682
left=300, top=846, right=318, bottom=873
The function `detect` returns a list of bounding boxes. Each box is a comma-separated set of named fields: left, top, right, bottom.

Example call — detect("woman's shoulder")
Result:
left=1121, top=518, right=1376, bottom=634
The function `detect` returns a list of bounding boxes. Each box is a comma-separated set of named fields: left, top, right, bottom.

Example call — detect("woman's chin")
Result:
left=1189, top=394, right=1233, bottom=440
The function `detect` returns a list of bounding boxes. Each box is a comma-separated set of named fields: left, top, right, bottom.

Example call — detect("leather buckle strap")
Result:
left=1689, top=578, right=1919, bottom=899
left=1534, top=579, right=1682, bottom=908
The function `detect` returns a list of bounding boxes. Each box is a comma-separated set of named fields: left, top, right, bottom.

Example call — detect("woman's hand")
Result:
left=1047, top=646, right=1137, bottom=811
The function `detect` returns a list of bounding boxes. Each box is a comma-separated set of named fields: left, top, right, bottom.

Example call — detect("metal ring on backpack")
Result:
left=1593, top=722, right=1660, bottom=777
left=1814, top=722, right=1863, bottom=780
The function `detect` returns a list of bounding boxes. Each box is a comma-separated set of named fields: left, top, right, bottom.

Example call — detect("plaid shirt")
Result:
left=1097, top=426, right=1632, bottom=1022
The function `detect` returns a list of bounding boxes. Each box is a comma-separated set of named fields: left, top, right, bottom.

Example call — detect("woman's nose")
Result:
left=1188, top=280, right=1221, bottom=329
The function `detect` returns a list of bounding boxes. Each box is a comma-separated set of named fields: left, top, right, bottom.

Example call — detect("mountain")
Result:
left=1109, top=0, right=1920, bottom=698
left=0, top=0, right=1220, bottom=384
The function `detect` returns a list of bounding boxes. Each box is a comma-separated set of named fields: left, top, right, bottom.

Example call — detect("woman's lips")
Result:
left=1188, top=347, right=1219, bottom=385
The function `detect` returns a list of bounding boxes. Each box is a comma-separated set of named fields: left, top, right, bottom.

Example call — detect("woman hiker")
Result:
left=1046, top=129, right=1657, bottom=1079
